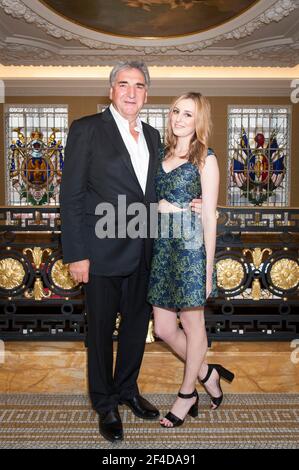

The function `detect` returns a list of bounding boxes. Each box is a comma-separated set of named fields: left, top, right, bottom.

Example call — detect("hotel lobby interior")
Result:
left=0, top=0, right=298, bottom=450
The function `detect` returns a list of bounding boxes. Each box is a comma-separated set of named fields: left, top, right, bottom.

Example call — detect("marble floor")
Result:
left=1, top=392, right=298, bottom=449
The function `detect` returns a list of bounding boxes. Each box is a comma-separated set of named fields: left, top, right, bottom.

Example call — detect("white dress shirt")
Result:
left=110, top=104, right=149, bottom=194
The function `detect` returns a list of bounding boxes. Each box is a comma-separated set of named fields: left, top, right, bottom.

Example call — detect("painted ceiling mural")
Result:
left=40, top=0, right=259, bottom=38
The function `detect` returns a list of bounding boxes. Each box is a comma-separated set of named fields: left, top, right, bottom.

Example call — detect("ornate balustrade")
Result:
left=206, top=206, right=299, bottom=342
left=0, top=206, right=85, bottom=341
left=0, top=206, right=298, bottom=342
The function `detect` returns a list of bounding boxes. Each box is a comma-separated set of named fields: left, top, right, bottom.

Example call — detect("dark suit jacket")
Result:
left=59, top=107, right=161, bottom=276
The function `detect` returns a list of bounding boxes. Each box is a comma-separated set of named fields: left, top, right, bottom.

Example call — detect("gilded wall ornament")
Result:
left=24, top=278, right=52, bottom=301
left=23, top=247, right=53, bottom=300
left=51, top=260, right=79, bottom=290
left=146, top=319, right=155, bottom=343
left=243, top=247, right=272, bottom=269
left=251, top=278, right=262, bottom=301
left=23, top=247, right=52, bottom=269
left=242, top=288, right=272, bottom=300
left=270, top=258, right=299, bottom=290
left=0, top=257, right=25, bottom=289
left=216, top=258, right=245, bottom=290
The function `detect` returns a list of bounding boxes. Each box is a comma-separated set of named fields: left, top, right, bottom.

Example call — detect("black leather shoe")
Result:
left=120, top=395, right=159, bottom=420
left=98, top=408, right=123, bottom=443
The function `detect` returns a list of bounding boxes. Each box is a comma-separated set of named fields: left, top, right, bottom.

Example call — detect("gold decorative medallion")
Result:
left=216, top=259, right=244, bottom=290
left=0, top=257, right=25, bottom=289
left=270, top=259, right=299, bottom=290
left=51, top=260, right=79, bottom=290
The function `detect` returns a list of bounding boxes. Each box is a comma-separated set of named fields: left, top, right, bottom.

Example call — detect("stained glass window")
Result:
left=5, top=105, right=68, bottom=206
left=227, top=106, right=291, bottom=207
left=98, top=105, right=168, bottom=143
left=139, top=107, right=168, bottom=144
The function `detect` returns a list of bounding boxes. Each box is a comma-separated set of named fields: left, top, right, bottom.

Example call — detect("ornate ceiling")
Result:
left=0, top=0, right=299, bottom=66
left=40, top=0, right=259, bottom=38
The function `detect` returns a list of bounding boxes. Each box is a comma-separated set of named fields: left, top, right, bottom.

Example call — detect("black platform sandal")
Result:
left=200, top=364, right=234, bottom=409
left=160, top=389, right=199, bottom=428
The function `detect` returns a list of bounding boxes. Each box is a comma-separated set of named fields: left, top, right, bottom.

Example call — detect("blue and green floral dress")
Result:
left=147, top=148, right=218, bottom=310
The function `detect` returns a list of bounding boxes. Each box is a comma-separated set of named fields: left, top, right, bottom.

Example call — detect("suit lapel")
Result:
left=143, top=123, right=157, bottom=198
left=101, top=108, right=158, bottom=198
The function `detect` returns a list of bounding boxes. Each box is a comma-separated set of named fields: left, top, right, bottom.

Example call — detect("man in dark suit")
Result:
left=59, top=61, right=160, bottom=442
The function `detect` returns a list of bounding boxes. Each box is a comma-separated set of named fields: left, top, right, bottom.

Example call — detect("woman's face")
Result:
left=170, top=98, right=196, bottom=139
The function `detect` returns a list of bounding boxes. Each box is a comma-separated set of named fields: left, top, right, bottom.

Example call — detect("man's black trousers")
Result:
left=85, top=250, right=151, bottom=413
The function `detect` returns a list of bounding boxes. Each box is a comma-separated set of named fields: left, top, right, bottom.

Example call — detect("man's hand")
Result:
left=190, top=198, right=219, bottom=219
left=69, top=259, right=90, bottom=284
left=190, top=198, right=202, bottom=215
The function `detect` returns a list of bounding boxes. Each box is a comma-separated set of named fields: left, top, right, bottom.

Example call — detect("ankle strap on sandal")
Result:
left=200, top=364, right=213, bottom=384
left=178, top=390, right=197, bottom=399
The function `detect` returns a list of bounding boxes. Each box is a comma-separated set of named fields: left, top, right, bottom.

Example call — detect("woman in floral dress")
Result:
left=147, top=92, right=234, bottom=428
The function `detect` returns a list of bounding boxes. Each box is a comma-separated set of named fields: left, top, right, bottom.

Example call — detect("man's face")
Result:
left=109, top=68, right=148, bottom=121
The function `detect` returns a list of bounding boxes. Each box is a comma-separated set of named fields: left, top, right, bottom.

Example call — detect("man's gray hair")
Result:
left=109, top=61, right=150, bottom=88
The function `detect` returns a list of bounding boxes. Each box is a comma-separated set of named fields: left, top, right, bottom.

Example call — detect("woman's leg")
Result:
left=153, top=305, right=208, bottom=370
left=153, top=305, right=182, bottom=347
left=153, top=306, right=221, bottom=409
left=159, top=308, right=207, bottom=426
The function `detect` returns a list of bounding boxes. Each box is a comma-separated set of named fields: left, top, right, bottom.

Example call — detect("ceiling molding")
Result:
left=1, top=41, right=299, bottom=67
left=0, top=0, right=298, bottom=66
left=14, top=0, right=298, bottom=47
left=2, top=78, right=295, bottom=97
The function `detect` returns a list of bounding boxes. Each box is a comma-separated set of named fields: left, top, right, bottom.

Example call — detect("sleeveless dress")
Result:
left=147, top=148, right=218, bottom=310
